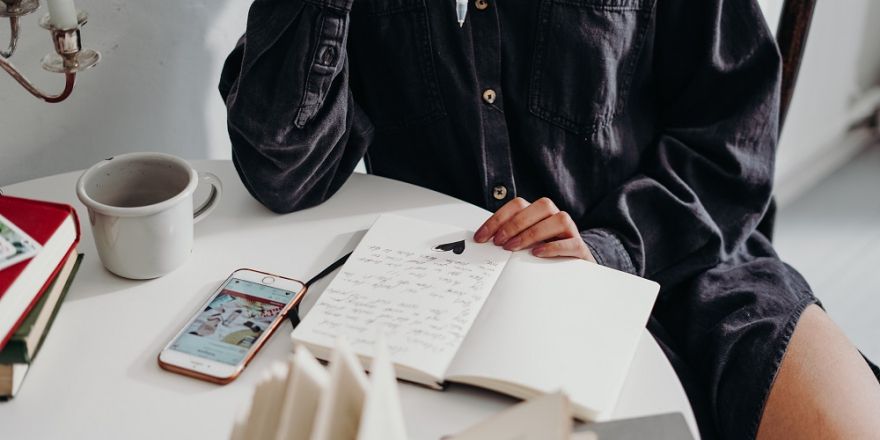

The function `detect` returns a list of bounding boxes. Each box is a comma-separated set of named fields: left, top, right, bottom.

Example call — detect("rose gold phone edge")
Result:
left=156, top=268, right=307, bottom=385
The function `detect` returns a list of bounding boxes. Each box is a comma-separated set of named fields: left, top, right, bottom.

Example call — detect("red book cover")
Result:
left=0, top=195, right=81, bottom=348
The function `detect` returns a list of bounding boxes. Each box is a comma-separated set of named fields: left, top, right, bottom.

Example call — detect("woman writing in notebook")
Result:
left=220, top=0, right=880, bottom=438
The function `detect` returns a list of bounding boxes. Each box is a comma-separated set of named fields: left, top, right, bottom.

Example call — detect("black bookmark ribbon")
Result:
left=433, top=240, right=466, bottom=255
left=286, top=251, right=353, bottom=328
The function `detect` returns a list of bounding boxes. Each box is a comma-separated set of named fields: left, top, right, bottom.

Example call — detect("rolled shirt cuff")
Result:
left=580, top=228, right=637, bottom=276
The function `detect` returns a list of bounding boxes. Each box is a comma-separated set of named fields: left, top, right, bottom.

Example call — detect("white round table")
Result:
left=0, top=161, right=698, bottom=439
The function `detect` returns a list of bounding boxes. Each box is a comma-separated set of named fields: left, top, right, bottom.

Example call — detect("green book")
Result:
left=0, top=253, right=82, bottom=364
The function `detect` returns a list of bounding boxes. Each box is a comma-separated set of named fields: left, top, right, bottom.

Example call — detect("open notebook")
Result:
left=292, top=214, right=659, bottom=421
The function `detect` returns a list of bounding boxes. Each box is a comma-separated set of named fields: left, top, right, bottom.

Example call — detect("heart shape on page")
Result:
left=432, top=240, right=466, bottom=255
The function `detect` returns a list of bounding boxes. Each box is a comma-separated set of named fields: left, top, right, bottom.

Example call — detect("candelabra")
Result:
left=0, top=0, right=99, bottom=103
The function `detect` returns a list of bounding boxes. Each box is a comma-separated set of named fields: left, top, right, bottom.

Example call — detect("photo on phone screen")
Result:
left=168, top=278, right=297, bottom=366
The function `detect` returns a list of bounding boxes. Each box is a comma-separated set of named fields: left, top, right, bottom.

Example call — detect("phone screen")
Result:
left=168, top=278, right=298, bottom=366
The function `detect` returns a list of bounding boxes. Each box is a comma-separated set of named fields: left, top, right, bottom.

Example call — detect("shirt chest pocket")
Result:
left=347, top=0, right=446, bottom=131
left=529, top=0, right=654, bottom=136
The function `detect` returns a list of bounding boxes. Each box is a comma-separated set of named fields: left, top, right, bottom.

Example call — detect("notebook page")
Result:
left=446, top=253, right=658, bottom=420
left=310, top=338, right=369, bottom=440
left=357, top=339, right=408, bottom=440
left=275, top=347, right=330, bottom=440
left=292, top=214, right=511, bottom=381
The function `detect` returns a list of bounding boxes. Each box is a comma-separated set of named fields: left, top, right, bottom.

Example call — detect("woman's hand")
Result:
left=473, top=197, right=596, bottom=262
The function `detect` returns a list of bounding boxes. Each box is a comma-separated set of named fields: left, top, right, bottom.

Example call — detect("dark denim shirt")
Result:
left=219, top=0, right=780, bottom=294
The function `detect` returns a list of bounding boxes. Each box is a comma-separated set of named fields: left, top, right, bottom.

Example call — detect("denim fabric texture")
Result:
left=219, top=0, right=878, bottom=438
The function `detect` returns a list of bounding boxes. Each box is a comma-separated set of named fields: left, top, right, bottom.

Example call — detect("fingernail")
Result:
left=532, top=246, right=544, bottom=256
left=505, top=237, right=522, bottom=251
left=494, top=231, right=507, bottom=245
left=474, top=226, right=488, bottom=242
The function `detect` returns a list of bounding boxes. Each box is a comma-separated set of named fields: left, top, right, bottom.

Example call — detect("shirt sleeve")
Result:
left=580, top=0, right=781, bottom=288
left=219, top=0, right=374, bottom=214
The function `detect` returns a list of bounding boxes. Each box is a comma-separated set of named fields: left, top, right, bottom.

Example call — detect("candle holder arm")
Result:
left=0, top=56, right=75, bottom=102
left=1, top=17, right=19, bottom=58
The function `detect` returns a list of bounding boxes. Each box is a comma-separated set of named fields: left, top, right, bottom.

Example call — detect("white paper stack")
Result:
left=230, top=337, right=407, bottom=440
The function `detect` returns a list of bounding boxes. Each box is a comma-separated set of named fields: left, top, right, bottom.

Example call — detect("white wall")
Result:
left=759, top=0, right=783, bottom=34
left=0, top=0, right=249, bottom=186
left=2, top=0, right=880, bottom=199
left=770, top=0, right=880, bottom=203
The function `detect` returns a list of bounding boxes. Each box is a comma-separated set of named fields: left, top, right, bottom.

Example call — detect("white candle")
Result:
left=46, top=0, right=78, bottom=30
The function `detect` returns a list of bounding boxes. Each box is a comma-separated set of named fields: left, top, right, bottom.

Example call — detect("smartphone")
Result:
left=158, top=269, right=306, bottom=384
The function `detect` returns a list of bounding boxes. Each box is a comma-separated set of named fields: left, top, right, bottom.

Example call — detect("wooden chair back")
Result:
left=777, top=0, right=818, bottom=130
left=758, top=0, right=817, bottom=240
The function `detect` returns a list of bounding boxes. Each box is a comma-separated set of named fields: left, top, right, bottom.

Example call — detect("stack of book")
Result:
left=0, top=195, right=82, bottom=400
left=231, top=337, right=407, bottom=440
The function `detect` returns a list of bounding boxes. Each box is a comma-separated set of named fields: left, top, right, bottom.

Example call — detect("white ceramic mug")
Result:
left=76, top=152, right=223, bottom=279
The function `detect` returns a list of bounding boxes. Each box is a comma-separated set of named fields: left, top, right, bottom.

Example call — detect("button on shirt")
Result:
left=482, top=89, right=496, bottom=105
left=492, top=185, right=507, bottom=200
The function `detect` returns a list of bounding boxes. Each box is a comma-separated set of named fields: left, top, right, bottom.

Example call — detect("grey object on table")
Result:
left=575, top=413, right=693, bottom=440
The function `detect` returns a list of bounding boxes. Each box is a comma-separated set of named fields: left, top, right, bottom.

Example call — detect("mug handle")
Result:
left=193, top=171, right=223, bottom=224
